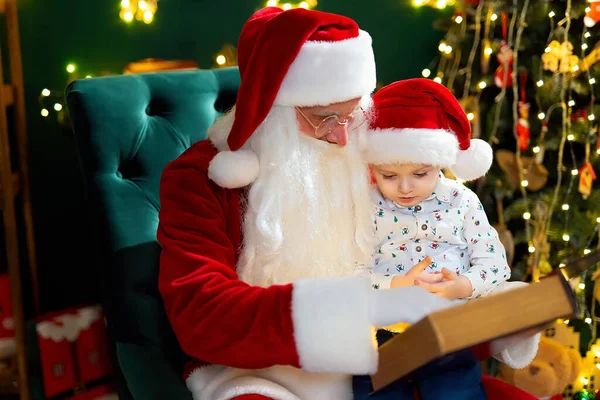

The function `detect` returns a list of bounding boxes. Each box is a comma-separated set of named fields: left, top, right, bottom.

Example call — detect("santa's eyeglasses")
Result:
left=295, top=106, right=367, bottom=139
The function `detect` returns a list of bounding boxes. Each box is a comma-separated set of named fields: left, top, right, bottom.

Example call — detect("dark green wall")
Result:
left=16, top=0, right=449, bottom=312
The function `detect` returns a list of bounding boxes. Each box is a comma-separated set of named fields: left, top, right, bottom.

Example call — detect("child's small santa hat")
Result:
left=207, top=6, right=376, bottom=189
left=364, top=78, right=493, bottom=181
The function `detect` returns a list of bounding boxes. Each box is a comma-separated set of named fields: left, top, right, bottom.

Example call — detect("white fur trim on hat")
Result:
left=208, top=149, right=260, bottom=189
left=449, top=138, right=493, bottom=181
left=364, top=128, right=459, bottom=167
left=274, top=30, right=376, bottom=107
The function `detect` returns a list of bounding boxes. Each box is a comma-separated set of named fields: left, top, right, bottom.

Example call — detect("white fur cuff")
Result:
left=492, top=332, right=541, bottom=369
left=291, top=276, right=378, bottom=375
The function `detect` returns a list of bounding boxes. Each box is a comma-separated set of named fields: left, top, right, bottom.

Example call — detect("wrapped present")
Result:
left=35, top=305, right=112, bottom=398
left=74, top=306, right=111, bottom=383
left=0, top=274, right=15, bottom=359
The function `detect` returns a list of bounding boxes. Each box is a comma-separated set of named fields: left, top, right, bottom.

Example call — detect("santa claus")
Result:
left=157, top=6, right=538, bottom=400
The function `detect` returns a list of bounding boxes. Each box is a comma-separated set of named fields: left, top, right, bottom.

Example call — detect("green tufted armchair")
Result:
left=65, top=67, right=240, bottom=400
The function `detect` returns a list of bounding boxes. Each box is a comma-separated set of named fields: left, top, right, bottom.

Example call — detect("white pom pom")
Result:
left=449, top=139, right=493, bottom=181
left=207, top=149, right=260, bottom=189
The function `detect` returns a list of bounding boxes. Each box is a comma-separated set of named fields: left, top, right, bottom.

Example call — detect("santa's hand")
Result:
left=415, top=268, right=473, bottom=300
left=368, top=285, right=460, bottom=327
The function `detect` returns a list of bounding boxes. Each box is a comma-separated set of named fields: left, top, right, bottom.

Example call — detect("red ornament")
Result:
left=585, top=0, right=600, bottom=27
left=516, top=72, right=530, bottom=150
left=517, top=102, right=530, bottom=150
left=571, top=108, right=588, bottom=122
left=495, top=15, right=513, bottom=88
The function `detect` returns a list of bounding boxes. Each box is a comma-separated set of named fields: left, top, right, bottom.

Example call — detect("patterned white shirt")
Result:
left=361, top=175, right=510, bottom=299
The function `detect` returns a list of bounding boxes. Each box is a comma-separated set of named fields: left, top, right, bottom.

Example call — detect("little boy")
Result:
left=361, top=78, right=509, bottom=300
left=352, top=78, right=519, bottom=400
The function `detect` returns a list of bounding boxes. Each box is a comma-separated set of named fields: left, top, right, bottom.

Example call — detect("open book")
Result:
left=369, top=249, right=599, bottom=392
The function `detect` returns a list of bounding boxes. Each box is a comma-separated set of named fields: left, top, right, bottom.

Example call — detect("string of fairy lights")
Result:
left=41, top=1, right=317, bottom=121
left=419, top=0, right=600, bottom=392
left=421, top=0, right=600, bottom=261
left=119, top=0, right=157, bottom=24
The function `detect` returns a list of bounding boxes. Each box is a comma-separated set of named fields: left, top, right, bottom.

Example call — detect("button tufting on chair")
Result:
left=65, top=67, right=240, bottom=400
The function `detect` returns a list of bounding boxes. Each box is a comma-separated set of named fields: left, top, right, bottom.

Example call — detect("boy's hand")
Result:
left=414, top=267, right=473, bottom=300
left=390, top=256, right=437, bottom=288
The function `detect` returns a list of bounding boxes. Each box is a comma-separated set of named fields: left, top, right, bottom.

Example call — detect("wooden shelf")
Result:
left=0, top=173, right=21, bottom=206
left=11, top=172, right=20, bottom=195
left=3, top=84, right=13, bottom=107
left=0, top=0, right=40, bottom=399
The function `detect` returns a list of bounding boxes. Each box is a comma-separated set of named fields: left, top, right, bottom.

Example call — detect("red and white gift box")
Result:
left=36, top=305, right=112, bottom=398
left=0, top=273, right=16, bottom=359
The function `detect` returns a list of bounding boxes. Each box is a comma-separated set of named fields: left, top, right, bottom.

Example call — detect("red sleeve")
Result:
left=157, top=141, right=300, bottom=369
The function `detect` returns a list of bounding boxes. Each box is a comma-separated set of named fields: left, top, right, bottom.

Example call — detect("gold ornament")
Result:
left=578, top=162, right=597, bottom=199
left=496, top=149, right=549, bottom=191
left=541, top=40, right=580, bottom=73
left=542, top=40, right=579, bottom=73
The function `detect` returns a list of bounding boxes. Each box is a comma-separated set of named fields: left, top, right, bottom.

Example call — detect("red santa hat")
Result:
left=364, top=78, right=493, bottom=181
left=207, top=7, right=377, bottom=189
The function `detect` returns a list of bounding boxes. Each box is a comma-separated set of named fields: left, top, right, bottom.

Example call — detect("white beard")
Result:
left=236, top=104, right=376, bottom=287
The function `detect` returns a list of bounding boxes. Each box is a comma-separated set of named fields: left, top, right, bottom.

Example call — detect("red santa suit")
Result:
left=157, top=6, right=539, bottom=400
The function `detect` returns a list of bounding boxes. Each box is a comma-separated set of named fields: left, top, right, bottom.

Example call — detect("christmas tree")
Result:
left=423, top=0, right=600, bottom=395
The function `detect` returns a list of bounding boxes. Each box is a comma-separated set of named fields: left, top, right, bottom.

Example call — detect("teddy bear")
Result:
left=497, top=335, right=583, bottom=399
